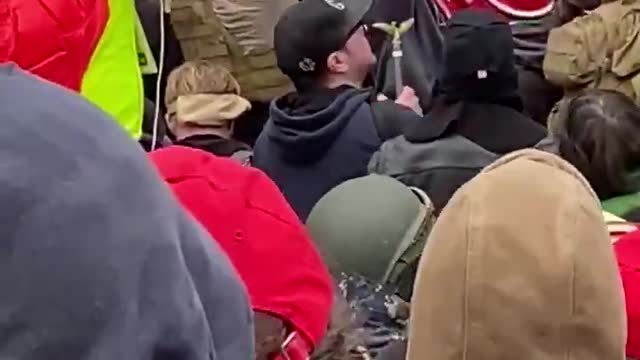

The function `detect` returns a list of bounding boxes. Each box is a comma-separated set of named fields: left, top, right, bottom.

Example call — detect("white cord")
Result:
left=151, top=0, right=167, bottom=151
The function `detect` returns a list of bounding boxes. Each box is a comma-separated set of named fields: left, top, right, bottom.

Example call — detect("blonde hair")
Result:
left=164, top=60, right=242, bottom=108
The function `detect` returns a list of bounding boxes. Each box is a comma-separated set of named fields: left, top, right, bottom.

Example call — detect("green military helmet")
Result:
left=306, top=174, right=435, bottom=299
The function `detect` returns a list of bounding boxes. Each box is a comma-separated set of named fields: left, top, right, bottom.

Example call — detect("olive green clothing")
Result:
left=544, top=0, right=640, bottom=104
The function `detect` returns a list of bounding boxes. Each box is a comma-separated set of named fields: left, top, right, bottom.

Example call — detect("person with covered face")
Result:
left=253, top=0, right=423, bottom=221
left=409, top=9, right=546, bottom=156
left=406, top=149, right=627, bottom=360
left=0, top=64, right=254, bottom=360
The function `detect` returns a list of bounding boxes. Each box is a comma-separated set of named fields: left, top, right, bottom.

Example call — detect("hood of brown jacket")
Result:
left=407, top=149, right=626, bottom=360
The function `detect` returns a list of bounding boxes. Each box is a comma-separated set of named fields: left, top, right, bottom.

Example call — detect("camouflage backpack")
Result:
left=544, top=0, right=640, bottom=104
left=169, top=0, right=294, bottom=102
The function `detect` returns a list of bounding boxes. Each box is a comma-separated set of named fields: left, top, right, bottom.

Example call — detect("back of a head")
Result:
left=165, top=60, right=241, bottom=105
left=307, top=174, right=434, bottom=299
left=407, top=149, right=626, bottom=360
left=552, top=89, right=640, bottom=200
left=0, top=65, right=254, bottom=359
left=164, top=60, right=251, bottom=131
left=441, top=9, right=519, bottom=103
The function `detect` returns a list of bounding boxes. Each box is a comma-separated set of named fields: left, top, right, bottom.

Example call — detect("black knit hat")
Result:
left=274, top=0, right=373, bottom=83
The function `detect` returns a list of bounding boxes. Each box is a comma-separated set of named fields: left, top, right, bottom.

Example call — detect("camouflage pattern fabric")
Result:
left=169, top=0, right=294, bottom=102
left=338, top=273, right=408, bottom=358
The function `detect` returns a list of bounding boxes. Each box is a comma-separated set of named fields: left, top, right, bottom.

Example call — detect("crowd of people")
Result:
left=4, top=0, right=640, bottom=359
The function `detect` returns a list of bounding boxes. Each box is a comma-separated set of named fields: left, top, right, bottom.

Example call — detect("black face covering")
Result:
left=440, top=9, right=521, bottom=109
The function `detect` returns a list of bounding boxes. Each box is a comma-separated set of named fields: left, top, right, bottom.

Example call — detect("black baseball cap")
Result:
left=274, top=0, right=373, bottom=82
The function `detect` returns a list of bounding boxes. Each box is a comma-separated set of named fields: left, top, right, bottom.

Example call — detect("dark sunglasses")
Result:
left=347, top=22, right=370, bottom=38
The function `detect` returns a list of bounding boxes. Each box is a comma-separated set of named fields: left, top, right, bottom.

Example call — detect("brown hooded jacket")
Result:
left=407, top=149, right=626, bottom=360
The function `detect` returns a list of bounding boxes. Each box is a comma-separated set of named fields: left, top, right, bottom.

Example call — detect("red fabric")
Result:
left=437, top=0, right=552, bottom=19
left=0, top=3, right=13, bottom=62
left=614, top=230, right=640, bottom=358
left=150, top=146, right=333, bottom=349
left=1, top=0, right=109, bottom=91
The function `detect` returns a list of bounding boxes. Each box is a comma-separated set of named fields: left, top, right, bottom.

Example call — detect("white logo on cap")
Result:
left=324, top=0, right=345, bottom=10
left=299, top=58, right=316, bottom=72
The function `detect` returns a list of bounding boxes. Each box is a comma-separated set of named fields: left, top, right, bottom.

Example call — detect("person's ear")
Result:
left=326, top=51, right=349, bottom=74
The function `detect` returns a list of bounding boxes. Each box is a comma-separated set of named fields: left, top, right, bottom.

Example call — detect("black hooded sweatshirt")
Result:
left=253, top=86, right=382, bottom=221
left=0, top=64, right=254, bottom=360
left=412, top=9, right=546, bottom=155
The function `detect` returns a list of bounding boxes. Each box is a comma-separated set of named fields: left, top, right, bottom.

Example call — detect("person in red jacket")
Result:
left=149, top=146, right=335, bottom=360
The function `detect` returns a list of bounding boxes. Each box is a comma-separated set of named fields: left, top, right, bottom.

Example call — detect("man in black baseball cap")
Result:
left=253, top=0, right=424, bottom=221
left=273, top=0, right=376, bottom=90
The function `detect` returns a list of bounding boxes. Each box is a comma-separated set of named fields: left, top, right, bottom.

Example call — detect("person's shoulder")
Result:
left=484, top=103, right=546, bottom=132
left=377, top=134, right=411, bottom=155
left=150, top=146, right=259, bottom=186
left=151, top=146, right=299, bottom=224
left=593, top=0, right=639, bottom=18
left=385, top=135, right=497, bottom=172
left=223, top=163, right=302, bottom=226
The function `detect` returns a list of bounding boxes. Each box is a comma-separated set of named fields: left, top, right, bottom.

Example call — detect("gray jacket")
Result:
left=369, top=135, right=498, bottom=212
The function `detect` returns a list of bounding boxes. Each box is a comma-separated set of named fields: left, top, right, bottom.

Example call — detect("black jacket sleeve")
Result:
left=370, top=100, right=424, bottom=141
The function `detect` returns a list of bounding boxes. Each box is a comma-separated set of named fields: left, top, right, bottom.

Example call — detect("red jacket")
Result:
left=1, top=0, right=108, bottom=91
left=149, top=146, right=333, bottom=353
